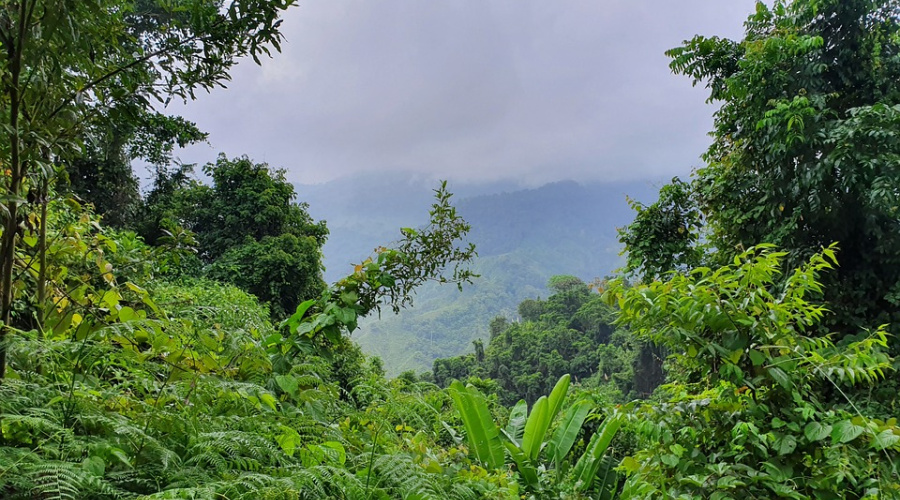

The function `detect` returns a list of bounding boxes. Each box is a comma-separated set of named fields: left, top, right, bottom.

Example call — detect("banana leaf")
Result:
left=572, top=414, right=623, bottom=491
left=449, top=381, right=505, bottom=469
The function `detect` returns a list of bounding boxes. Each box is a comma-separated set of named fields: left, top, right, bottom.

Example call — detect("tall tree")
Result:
left=624, top=0, right=900, bottom=336
left=65, top=110, right=206, bottom=227
left=189, top=154, right=327, bottom=262
left=617, top=178, right=702, bottom=283
left=0, top=0, right=296, bottom=378
left=139, top=155, right=328, bottom=317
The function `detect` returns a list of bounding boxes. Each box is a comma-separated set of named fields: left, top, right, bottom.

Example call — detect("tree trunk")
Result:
left=0, top=0, right=29, bottom=380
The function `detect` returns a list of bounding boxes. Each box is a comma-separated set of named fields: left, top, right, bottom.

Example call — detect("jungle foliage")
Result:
left=0, top=186, right=511, bottom=499
left=620, top=0, right=900, bottom=337
left=1, top=0, right=899, bottom=498
left=136, top=155, right=329, bottom=317
left=431, top=276, right=651, bottom=406
left=609, top=0, right=900, bottom=496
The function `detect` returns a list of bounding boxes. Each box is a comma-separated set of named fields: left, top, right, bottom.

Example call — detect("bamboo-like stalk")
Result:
left=0, top=0, right=33, bottom=380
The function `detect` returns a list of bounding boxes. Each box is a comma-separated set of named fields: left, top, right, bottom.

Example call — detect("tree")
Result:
left=488, top=316, right=508, bottom=341
left=434, top=289, right=627, bottom=406
left=472, top=338, right=485, bottom=363
left=630, top=0, right=900, bottom=337
left=517, top=298, right=544, bottom=322
left=617, top=178, right=702, bottom=283
left=281, top=182, right=477, bottom=357
left=0, top=0, right=297, bottom=378
left=138, top=154, right=328, bottom=316
left=0, top=184, right=510, bottom=499
left=187, top=154, right=328, bottom=262
left=547, top=275, right=587, bottom=294
left=64, top=112, right=206, bottom=227
left=607, top=245, right=899, bottom=498
left=206, top=233, right=324, bottom=318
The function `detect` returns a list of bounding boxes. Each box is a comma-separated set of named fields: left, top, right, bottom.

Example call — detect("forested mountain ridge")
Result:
left=301, top=175, right=656, bottom=280
left=302, top=176, right=657, bottom=374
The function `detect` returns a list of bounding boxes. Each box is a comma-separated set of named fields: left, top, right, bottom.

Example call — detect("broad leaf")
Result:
left=832, top=420, right=865, bottom=445
left=871, top=429, right=900, bottom=451
left=504, top=399, right=528, bottom=447
left=803, top=422, right=831, bottom=443
left=546, top=399, right=592, bottom=466
left=546, top=374, right=571, bottom=425
left=573, top=414, right=623, bottom=492
left=449, top=381, right=505, bottom=469
left=521, top=396, right=550, bottom=462
left=504, top=441, right=540, bottom=490
left=774, top=434, right=797, bottom=455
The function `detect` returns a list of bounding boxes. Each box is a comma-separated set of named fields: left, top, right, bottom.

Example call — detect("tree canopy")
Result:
left=0, top=0, right=298, bottom=377
left=136, top=155, right=329, bottom=317
left=621, top=0, right=900, bottom=337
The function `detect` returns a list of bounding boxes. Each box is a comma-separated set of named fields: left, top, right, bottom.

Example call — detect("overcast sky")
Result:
left=167, top=1, right=757, bottom=187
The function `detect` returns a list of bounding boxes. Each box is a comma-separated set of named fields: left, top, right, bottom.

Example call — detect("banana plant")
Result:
left=571, top=412, right=623, bottom=493
left=499, top=374, right=571, bottom=490
left=547, top=399, right=593, bottom=480
left=448, top=380, right=505, bottom=469
left=450, top=374, right=623, bottom=494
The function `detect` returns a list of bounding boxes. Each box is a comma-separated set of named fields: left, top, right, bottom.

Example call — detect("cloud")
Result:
left=166, top=0, right=757, bottom=186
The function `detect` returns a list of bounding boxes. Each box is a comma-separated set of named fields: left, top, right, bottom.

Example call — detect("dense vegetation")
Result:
left=431, top=276, right=655, bottom=406
left=621, top=0, right=900, bottom=337
left=319, top=180, right=649, bottom=375
left=135, top=155, right=329, bottom=317
left=0, top=0, right=899, bottom=499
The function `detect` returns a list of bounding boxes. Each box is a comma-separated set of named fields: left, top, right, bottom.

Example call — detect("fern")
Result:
left=0, top=203, right=519, bottom=499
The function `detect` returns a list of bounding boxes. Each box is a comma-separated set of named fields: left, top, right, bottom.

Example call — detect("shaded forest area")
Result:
left=430, top=276, right=663, bottom=406
left=0, top=1, right=899, bottom=499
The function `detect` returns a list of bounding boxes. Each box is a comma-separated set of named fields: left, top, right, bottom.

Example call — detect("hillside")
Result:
left=300, top=175, right=656, bottom=374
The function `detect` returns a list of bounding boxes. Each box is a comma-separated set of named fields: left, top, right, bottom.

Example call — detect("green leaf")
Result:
left=832, top=420, right=865, bottom=444
left=774, top=434, right=797, bottom=455
left=259, top=393, right=277, bottom=410
left=275, top=375, right=299, bottom=395
left=716, top=475, right=745, bottom=489
left=620, top=456, right=641, bottom=474
left=82, top=456, right=106, bottom=477
left=768, top=366, right=792, bottom=389
left=504, top=399, right=528, bottom=447
left=117, top=306, right=137, bottom=322
left=504, top=441, right=539, bottom=490
left=449, top=381, right=504, bottom=469
left=803, top=422, right=831, bottom=442
left=286, top=298, right=317, bottom=331
left=108, top=448, right=131, bottom=468
left=748, top=349, right=765, bottom=366
left=871, top=429, right=900, bottom=450
left=101, top=290, right=120, bottom=309
left=546, top=374, right=571, bottom=425
left=521, top=396, right=549, bottom=462
left=318, top=441, right=347, bottom=465
left=276, top=426, right=302, bottom=457
left=546, top=399, right=592, bottom=466
left=660, top=454, right=679, bottom=467
left=573, top=414, right=623, bottom=492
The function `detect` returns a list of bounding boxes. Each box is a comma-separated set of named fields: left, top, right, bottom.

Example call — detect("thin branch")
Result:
left=46, top=19, right=231, bottom=122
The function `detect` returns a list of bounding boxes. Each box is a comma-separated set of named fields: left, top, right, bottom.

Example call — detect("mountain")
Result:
left=298, top=173, right=657, bottom=375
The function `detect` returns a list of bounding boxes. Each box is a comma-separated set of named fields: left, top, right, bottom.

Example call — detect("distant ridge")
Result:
left=298, top=173, right=658, bottom=375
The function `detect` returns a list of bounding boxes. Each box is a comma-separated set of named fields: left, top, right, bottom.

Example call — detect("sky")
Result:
left=167, top=1, right=758, bottom=187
